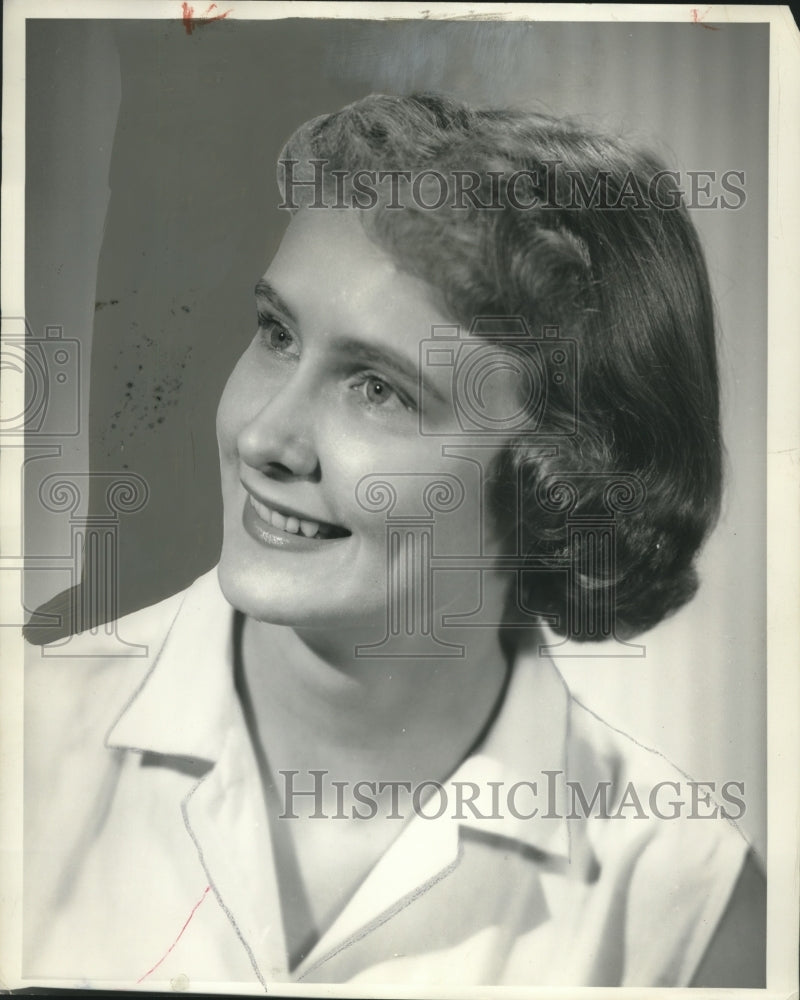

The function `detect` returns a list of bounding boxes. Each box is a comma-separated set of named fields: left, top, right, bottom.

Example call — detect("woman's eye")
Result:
left=258, top=316, right=299, bottom=357
left=362, top=377, right=394, bottom=405
left=353, top=374, right=413, bottom=412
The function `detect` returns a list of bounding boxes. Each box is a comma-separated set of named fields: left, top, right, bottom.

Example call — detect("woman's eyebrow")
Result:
left=254, top=279, right=297, bottom=324
left=252, top=282, right=446, bottom=402
left=332, top=335, right=446, bottom=402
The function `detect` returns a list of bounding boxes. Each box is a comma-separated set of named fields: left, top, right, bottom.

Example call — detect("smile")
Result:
left=242, top=492, right=350, bottom=550
left=249, top=493, right=350, bottom=538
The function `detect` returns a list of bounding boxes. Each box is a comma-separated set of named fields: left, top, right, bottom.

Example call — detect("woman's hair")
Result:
left=278, top=94, right=723, bottom=640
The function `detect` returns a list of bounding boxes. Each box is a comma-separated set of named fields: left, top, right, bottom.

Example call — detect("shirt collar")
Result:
left=106, top=567, right=236, bottom=761
left=106, top=567, right=570, bottom=859
left=447, top=632, right=571, bottom=859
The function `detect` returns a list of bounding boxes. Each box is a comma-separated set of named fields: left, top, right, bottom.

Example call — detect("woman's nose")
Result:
left=237, top=381, right=320, bottom=481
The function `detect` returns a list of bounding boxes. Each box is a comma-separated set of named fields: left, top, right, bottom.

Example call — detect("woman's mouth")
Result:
left=243, top=492, right=350, bottom=546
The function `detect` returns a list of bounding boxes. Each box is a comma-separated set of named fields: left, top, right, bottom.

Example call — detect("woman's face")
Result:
left=216, top=208, right=521, bottom=633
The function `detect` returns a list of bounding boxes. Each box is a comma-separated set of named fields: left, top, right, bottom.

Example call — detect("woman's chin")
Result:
left=216, top=557, right=386, bottom=633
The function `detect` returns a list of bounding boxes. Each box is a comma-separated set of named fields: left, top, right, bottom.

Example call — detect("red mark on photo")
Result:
left=182, top=2, right=232, bottom=36
left=690, top=7, right=720, bottom=30
left=137, top=885, right=212, bottom=983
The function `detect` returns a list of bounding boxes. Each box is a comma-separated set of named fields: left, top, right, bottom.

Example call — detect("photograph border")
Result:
left=1, top=3, right=798, bottom=996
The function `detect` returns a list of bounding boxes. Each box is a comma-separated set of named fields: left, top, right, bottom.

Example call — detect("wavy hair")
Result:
left=278, top=94, right=722, bottom=640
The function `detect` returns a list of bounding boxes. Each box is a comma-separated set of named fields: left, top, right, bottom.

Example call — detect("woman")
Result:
left=24, top=95, right=765, bottom=989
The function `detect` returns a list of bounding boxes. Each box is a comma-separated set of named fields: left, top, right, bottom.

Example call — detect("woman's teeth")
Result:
left=249, top=496, right=324, bottom=538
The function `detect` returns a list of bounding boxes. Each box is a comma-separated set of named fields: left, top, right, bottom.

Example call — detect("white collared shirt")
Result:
left=24, top=567, right=749, bottom=990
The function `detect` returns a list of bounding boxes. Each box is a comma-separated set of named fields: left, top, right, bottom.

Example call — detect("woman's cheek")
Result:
left=216, top=350, right=254, bottom=441
left=215, top=377, right=239, bottom=458
left=216, top=348, right=279, bottom=457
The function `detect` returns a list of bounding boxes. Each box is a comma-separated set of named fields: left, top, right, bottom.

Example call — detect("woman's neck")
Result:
left=237, top=610, right=512, bottom=798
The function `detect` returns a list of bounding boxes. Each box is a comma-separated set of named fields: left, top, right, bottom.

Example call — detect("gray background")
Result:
left=24, top=17, right=768, bottom=858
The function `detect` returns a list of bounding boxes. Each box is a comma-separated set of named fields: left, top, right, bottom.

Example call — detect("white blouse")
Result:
left=24, top=567, right=751, bottom=990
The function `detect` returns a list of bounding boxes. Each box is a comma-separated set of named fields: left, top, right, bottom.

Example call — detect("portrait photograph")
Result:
left=1, top=2, right=798, bottom=997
